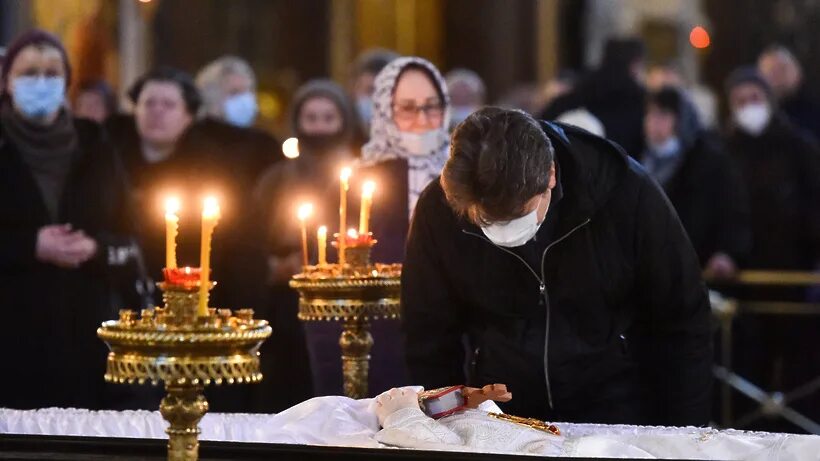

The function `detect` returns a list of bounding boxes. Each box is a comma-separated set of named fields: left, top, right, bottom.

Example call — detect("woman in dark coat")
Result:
left=254, top=79, right=360, bottom=404
left=641, top=86, right=751, bottom=276
left=106, top=67, right=272, bottom=412
left=0, top=30, right=135, bottom=409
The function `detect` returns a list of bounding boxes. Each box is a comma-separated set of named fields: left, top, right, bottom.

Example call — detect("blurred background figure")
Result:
left=107, top=67, right=270, bottom=411
left=723, top=67, right=820, bottom=274
left=555, top=108, right=605, bottom=137
left=196, top=55, right=258, bottom=128
left=254, top=78, right=360, bottom=404
left=647, top=61, right=718, bottom=130
left=641, top=86, right=749, bottom=278
left=348, top=48, right=400, bottom=140
left=360, top=56, right=450, bottom=263
left=494, top=83, right=545, bottom=115
left=723, top=66, right=820, bottom=431
left=0, top=29, right=135, bottom=410
left=72, top=79, right=118, bottom=123
left=757, top=45, right=820, bottom=140
left=445, top=68, right=486, bottom=128
left=539, top=37, right=647, bottom=156
left=194, top=55, right=282, bottom=180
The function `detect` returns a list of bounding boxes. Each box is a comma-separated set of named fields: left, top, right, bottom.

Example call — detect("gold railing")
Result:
left=706, top=270, right=820, bottom=434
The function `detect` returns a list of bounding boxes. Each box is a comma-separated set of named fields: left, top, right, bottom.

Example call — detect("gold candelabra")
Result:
left=290, top=237, right=401, bottom=399
left=98, top=275, right=271, bottom=461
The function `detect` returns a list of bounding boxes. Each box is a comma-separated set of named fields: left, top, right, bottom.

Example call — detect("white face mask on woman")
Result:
left=733, top=102, right=771, bottom=136
left=397, top=129, right=442, bottom=156
left=480, top=197, right=544, bottom=248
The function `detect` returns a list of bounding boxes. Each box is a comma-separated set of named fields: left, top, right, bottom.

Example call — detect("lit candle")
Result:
left=359, top=181, right=376, bottom=235
left=317, top=226, right=327, bottom=265
left=164, top=197, right=180, bottom=269
left=198, top=197, right=220, bottom=316
left=297, top=203, right=314, bottom=267
left=347, top=228, right=359, bottom=242
left=339, top=167, right=352, bottom=264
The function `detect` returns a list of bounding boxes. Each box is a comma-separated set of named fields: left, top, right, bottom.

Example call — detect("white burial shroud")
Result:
left=0, top=387, right=817, bottom=460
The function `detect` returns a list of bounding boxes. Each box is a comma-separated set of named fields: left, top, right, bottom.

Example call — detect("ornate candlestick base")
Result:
left=290, top=243, right=400, bottom=399
left=98, top=279, right=271, bottom=461
left=161, top=382, right=207, bottom=461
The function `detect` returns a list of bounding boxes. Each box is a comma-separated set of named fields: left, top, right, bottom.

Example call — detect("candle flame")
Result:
left=347, top=228, right=359, bottom=239
left=297, top=203, right=314, bottom=221
left=165, top=196, right=181, bottom=215
left=340, top=167, right=352, bottom=182
left=362, top=180, right=376, bottom=197
left=203, top=197, right=220, bottom=219
left=318, top=225, right=327, bottom=236
left=282, top=137, right=300, bottom=159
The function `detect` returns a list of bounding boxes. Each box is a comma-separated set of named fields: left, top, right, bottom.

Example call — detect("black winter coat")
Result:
left=656, top=137, right=751, bottom=266
left=0, top=118, right=134, bottom=409
left=402, top=122, right=712, bottom=426
left=725, top=116, right=820, bottom=270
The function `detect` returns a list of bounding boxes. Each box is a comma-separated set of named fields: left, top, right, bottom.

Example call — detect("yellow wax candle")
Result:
left=198, top=197, right=220, bottom=316
left=359, top=181, right=376, bottom=235
left=317, top=226, right=327, bottom=265
left=164, top=197, right=180, bottom=269
left=339, top=167, right=352, bottom=264
left=297, top=203, right=314, bottom=267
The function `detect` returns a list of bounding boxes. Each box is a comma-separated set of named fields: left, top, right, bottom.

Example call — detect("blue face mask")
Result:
left=12, top=76, right=66, bottom=119
left=223, top=91, right=258, bottom=127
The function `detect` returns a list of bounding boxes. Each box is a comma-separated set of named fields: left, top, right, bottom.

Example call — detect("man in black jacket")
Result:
left=402, top=108, right=712, bottom=426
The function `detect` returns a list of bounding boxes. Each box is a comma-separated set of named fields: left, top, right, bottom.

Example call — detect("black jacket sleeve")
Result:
left=401, top=184, right=467, bottom=388
left=634, top=174, right=713, bottom=426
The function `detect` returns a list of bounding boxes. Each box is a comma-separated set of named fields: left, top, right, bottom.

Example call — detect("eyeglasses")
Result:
left=392, top=101, right=445, bottom=122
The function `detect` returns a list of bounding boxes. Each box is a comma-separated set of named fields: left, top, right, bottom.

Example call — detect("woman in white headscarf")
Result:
left=340, top=57, right=450, bottom=398
left=357, top=56, right=451, bottom=263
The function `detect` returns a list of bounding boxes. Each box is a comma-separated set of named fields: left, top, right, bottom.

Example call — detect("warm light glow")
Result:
left=297, top=203, right=314, bottom=221
left=689, top=26, right=710, bottom=49
left=164, top=196, right=181, bottom=215
left=362, top=181, right=376, bottom=198
left=202, top=197, right=220, bottom=219
left=347, top=228, right=359, bottom=240
left=283, top=137, right=300, bottom=159
left=340, top=167, right=352, bottom=186
left=318, top=226, right=328, bottom=237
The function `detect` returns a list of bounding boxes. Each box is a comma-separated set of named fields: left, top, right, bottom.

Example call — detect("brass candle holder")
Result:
left=98, top=272, right=271, bottom=461
left=290, top=235, right=401, bottom=399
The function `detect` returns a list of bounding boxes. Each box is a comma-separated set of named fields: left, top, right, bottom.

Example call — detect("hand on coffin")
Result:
left=463, top=383, right=512, bottom=409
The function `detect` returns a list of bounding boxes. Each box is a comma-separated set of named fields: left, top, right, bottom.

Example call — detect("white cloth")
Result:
left=1, top=393, right=818, bottom=459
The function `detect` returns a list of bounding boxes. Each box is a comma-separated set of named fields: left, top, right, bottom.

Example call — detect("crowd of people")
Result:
left=0, top=28, right=817, bottom=429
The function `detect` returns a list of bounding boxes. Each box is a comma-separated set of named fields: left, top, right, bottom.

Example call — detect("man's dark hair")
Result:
left=442, top=107, right=554, bottom=224
left=127, top=66, right=202, bottom=115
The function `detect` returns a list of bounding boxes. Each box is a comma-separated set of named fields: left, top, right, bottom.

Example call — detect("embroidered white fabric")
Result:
left=1, top=389, right=818, bottom=460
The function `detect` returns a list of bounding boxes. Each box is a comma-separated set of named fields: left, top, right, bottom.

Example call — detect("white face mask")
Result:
left=734, top=102, right=771, bottom=136
left=480, top=197, right=544, bottom=248
left=397, top=129, right=442, bottom=156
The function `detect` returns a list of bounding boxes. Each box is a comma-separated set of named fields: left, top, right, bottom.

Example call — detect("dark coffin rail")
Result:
left=0, top=434, right=701, bottom=461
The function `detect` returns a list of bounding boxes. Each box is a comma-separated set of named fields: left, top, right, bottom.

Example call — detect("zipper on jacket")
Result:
left=464, top=217, right=590, bottom=410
